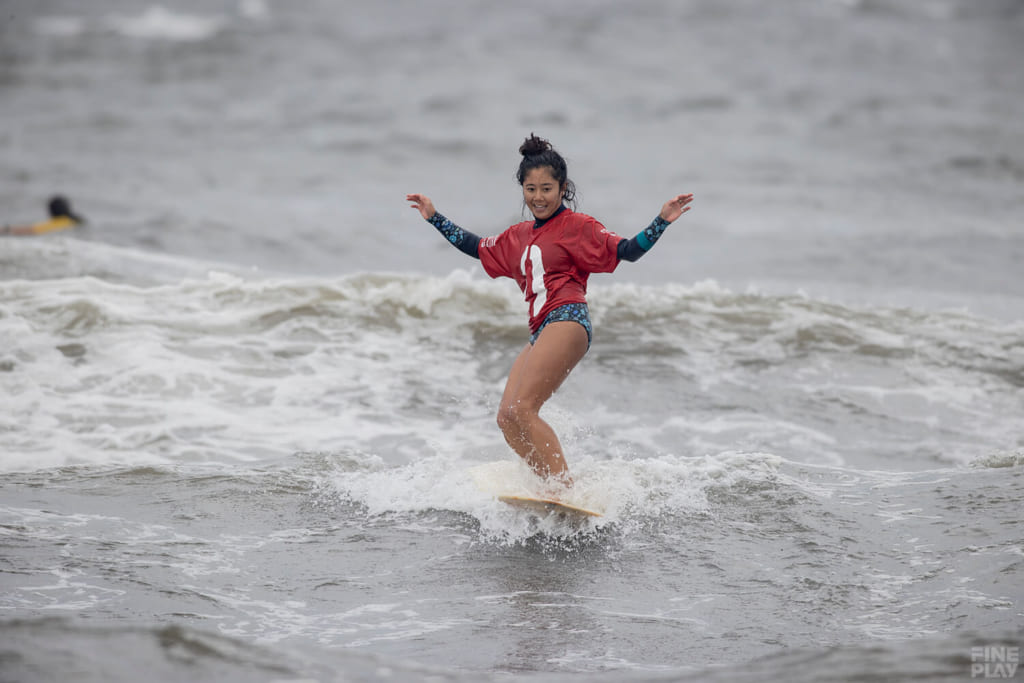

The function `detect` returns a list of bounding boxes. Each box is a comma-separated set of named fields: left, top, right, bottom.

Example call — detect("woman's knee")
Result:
left=496, top=403, right=515, bottom=433
left=496, top=399, right=535, bottom=434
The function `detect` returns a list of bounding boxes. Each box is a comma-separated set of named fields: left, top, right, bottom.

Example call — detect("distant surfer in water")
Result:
left=408, top=134, right=693, bottom=493
left=1, top=196, right=85, bottom=235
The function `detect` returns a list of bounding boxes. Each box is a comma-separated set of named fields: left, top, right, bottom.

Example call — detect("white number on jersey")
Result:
left=520, top=245, right=546, bottom=318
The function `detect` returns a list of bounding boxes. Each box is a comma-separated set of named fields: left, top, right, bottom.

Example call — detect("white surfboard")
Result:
left=470, top=460, right=604, bottom=519
left=497, top=494, right=602, bottom=519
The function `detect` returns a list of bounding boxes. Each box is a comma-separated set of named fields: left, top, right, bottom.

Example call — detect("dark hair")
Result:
left=48, top=195, right=84, bottom=223
left=516, top=134, right=577, bottom=209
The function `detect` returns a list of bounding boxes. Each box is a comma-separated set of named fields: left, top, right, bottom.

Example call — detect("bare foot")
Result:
left=539, top=473, right=574, bottom=501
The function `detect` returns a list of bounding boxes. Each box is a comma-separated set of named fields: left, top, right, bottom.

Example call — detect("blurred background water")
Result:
left=1, top=1, right=1022, bottom=681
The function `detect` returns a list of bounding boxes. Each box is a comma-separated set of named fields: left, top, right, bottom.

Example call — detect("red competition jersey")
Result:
left=478, top=209, right=623, bottom=333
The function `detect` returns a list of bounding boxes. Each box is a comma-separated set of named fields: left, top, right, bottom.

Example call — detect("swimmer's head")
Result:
left=48, top=196, right=84, bottom=223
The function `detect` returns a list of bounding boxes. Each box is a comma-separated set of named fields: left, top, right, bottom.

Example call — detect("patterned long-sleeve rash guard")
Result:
left=427, top=208, right=670, bottom=262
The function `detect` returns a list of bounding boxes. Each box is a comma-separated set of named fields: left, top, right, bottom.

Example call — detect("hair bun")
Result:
left=519, top=133, right=551, bottom=157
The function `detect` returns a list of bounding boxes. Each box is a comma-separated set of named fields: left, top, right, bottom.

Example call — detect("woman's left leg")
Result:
left=496, top=321, right=589, bottom=485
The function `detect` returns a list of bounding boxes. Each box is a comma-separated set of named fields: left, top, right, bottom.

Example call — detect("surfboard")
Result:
left=469, top=460, right=604, bottom=520
left=497, top=495, right=602, bottom=519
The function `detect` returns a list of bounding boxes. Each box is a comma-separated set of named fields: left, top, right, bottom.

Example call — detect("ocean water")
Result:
left=2, top=1, right=1023, bottom=681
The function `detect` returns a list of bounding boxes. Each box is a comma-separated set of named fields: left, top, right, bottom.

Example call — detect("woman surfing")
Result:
left=408, top=134, right=693, bottom=494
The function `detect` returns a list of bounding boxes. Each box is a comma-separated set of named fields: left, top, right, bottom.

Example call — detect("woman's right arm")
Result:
left=406, top=193, right=481, bottom=259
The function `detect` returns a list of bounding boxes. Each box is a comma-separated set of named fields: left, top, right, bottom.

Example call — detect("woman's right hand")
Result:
left=406, top=193, right=436, bottom=221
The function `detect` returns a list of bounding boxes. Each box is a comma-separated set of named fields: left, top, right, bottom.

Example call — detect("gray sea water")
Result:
left=2, top=1, right=1023, bottom=681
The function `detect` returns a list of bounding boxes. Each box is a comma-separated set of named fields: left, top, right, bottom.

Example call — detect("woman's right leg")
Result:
left=496, top=321, right=589, bottom=485
left=497, top=343, right=540, bottom=469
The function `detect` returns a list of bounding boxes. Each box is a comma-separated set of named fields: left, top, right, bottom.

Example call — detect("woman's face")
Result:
left=522, top=166, right=564, bottom=221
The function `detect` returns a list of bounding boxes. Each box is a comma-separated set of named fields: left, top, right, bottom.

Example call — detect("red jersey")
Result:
left=478, top=208, right=623, bottom=333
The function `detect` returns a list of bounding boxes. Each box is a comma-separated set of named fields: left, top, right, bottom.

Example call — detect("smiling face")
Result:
left=522, top=166, right=564, bottom=221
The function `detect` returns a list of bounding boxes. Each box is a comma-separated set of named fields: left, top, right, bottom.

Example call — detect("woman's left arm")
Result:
left=618, top=193, right=693, bottom=262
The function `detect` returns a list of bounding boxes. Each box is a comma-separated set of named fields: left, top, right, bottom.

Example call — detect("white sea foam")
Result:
left=33, top=7, right=232, bottom=42
left=238, top=0, right=269, bottom=21
left=1, top=267, right=1021, bottom=475
left=105, top=6, right=224, bottom=42
left=323, top=449, right=793, bottom=542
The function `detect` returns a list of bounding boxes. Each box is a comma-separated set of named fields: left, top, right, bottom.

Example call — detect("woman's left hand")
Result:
left=659, top=193, right=694, bottom=223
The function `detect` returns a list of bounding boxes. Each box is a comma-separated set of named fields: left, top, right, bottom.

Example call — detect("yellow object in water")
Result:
left=2, top=196, right=84, bottom=235
left=28, top=215, right=78, bottom=235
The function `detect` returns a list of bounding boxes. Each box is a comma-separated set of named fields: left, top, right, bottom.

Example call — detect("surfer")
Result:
left=1, top=196, right=86, bottom=235
left=408, top=134, right=692, bottom=492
